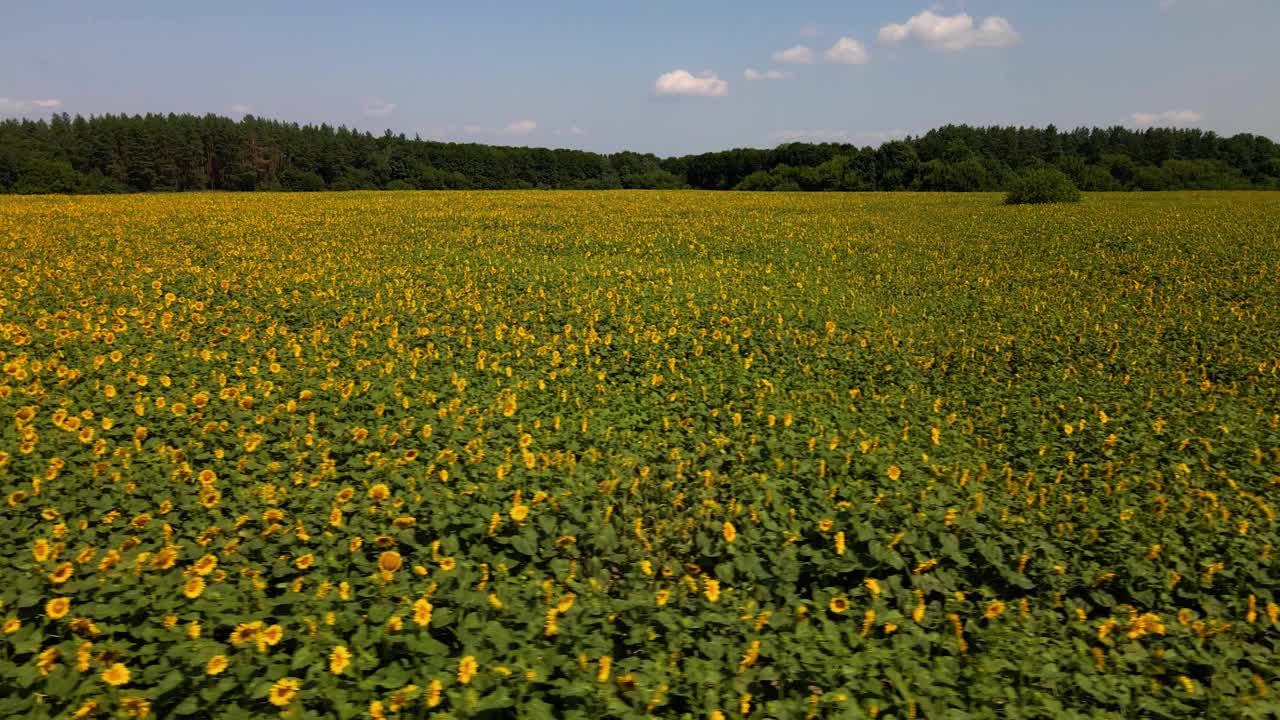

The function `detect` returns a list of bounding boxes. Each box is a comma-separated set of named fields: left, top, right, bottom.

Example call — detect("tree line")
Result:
left=2, top=112, right=1277, bottom=194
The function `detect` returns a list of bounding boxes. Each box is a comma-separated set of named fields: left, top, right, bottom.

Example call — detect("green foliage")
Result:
left=280, top=168, right=326, bottom=192
left=1005, top=167, right=1082, bottom=204
left=1, top=114, right=1278, bottom=194
left=621, top=169, right=686, bottom=189
left=2, top=191, right=1279, bottom=718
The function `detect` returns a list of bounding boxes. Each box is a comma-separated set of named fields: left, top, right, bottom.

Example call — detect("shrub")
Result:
left=280, top=168, right=327, bottom=192
left=1004, top=167, right=1081, bottom=205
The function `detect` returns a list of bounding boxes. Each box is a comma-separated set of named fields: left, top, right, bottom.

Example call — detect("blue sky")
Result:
left=3, top=0, right=1276, bottom=155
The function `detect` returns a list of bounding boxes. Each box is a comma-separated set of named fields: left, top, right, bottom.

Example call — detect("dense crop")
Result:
left=1, top=190, right=1278, bottom=719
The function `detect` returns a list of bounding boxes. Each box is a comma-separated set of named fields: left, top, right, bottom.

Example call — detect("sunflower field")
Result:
left=1, top=190, right=1279, bottom=719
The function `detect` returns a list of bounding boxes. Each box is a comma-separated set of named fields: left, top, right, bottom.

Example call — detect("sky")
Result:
left=2, top=0, right=1277, bottom=156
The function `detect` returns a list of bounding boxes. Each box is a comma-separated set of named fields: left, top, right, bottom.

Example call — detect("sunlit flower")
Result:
left=329, top=645, right=351, bottom=674
left=183, top=576, right=206, bottom=599
left=206, top=655, right=228, bottom=675
left=119, top=697, right=151, bottom=718
left=102, top=662, right=131, bottom=686
left=38, top=647, right=60, bottom=675
left=378, top=551, right=402, bottom=573
left=46, top=597, right=71, bottom=620
left=458, top=656, right=478, bottom=685
left=704, top=578, right=721, bottom=603
left=413, top=598, right=434, bottom=626
left=49, top=562, right=74, bottom=584
left=192, top=554, right=218, bottom=576
left=268, top=677, right=300, bottom=706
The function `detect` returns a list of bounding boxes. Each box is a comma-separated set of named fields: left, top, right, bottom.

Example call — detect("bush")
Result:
left=621, top=169, right=686, bottom=189
left=280, top=168, right=327, bottom=192
left=1004, top=167, right=1081, bottom=205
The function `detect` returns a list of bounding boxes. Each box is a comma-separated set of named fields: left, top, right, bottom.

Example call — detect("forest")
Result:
left=2, top=112, right=1278, bottom=194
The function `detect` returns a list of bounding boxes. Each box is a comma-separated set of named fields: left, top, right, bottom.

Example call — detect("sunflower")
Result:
left=829, top=596, right=850, bottom=614
left=183, top=576, right=205, bottom=599
left=206, top=655, right=228, bottom=675
left=69, top=618, right=101, bottom=636
left=404, top=596, right=433, bottom=626
left=75, top=641, right=94, bottom=672
left=329, top=645, right=352, bottom=675
left=151, top=546, right=178, bottom=570
left=119, top=697, right=151, bottom=718
left=48, top=562, right=74, bottom=584
left=722, top=521, right=737, bottom=543
left=294, top=553, right=314, bottom=570
left=864, top=578, right=882, bottom=598
left=510, top=504, right=530, bottom=522
left=457, top=656, right=478, bottom=685
left=71, top=699, right=98, bottom=718
left=229, top=621, right=262, bottom=645
left=101, top=662, right=131, bottom=686
left=703, top=578, right=721, bottom=603
left=985, top=601, right=1007, bottom=619
left=267, top=677, right=300, bottom=707
left=438, top=557, right=456, bottom=572
left=426, top=678, right=443, bottom=708
left=46, top=597, right=71, bottom=620
left=32, top=538, right=51, bottom=562
left=192, top=554, right=218, bottom=576
left=377, top=551, right=402, bottom=573
left=258, top=624, right=284, bottom=648
left=367, top=483, right=389, bottom=501
left=37, top=648, right=60, bottom=675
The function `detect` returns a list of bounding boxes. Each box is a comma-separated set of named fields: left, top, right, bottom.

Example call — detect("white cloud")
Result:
left=800, top=23, right=820, bottom=38
left=0, top=97, right=63, bottom=115
left=1131, top=110, right=1202, bottom=127
left=496, top=119, right=538, bottom=137
left=555, top=126, right=588, bottom=137
left=744, top=68, right=792, bottom=81
left=773, top=45, right=817, bottom=64
left=772, top=128, right=850, bottom=143
left=824, top=37, right=870, bottom=65
left=654, top=69, right=729, bottom=97
left=878, top=11, right=1019, bottom=51
left=360, top=96, right=396, bottom=118
left=463, top=125, right=484, bottom=135
left=230, top=103, right=253, bottom=114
